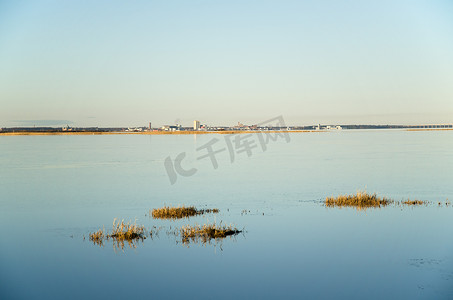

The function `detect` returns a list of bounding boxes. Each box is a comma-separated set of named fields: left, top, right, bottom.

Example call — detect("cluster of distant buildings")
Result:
left=125, top=120, right=290, bottom=132
left=315, top=124, right=342, bottom=130
left=157, top=121, right=340, bottom=131
left=100, top=121, right=453, bottom=132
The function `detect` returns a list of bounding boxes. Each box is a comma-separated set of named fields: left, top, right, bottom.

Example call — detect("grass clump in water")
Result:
left=89, top=228, right=105, bottom=246
left=89, top=219, right=146, bottom=250
left=402, top=200, right=425, bottom=206
left=325, top=191, right=391, bottom=209
left=151, top=206, right=219, bottom=219
left=180, top=223, right=241, bottom=244
left=110, top=219, right=145, bottom=241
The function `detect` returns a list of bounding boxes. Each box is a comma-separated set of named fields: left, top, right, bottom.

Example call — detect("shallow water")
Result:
left=1, top=130, right=452, bottom=299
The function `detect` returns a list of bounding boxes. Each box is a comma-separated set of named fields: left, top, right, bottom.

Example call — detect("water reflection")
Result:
left=88, top=221, right=243, bottom=251
left=89, top=219, right=147, bottom=251
left=88, top=197, right=452, bottom=251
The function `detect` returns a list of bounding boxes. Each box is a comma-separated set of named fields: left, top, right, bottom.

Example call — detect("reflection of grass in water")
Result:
left=180, top=222, right=241, bottom=245
left=89, top=219, right=146, bottom=251
left=89, top=221, right=242, bottom=250
left=325, top=191, right=391, bottom=209
left=112, top=237, right=144, bottom=252
left=151, top=206, right=219, bottom=219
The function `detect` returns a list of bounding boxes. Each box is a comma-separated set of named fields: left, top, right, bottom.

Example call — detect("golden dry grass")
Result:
left=325, top=191, right=391, bottom=209
left=151, top=206, right=219, bottom=219
left=110, top=219, right=145, bottom=240
left=89, top=228, right=105, bottom=246
left=89, top=219, right=146, bottom=249
left=180, top=223, right=241, bottom=244
left=402, top=200, right=425, bottom=205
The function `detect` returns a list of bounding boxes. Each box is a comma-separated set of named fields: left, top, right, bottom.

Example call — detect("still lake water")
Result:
left=1, top=130, right=452, bottom=299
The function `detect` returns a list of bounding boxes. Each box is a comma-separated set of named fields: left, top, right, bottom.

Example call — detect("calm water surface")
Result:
left=1, top=130, right=452, bottom=299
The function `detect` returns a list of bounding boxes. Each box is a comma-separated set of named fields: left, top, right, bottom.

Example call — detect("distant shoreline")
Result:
left=0, top=128, right=451, bottom=136
left=406, top=128, right=453, bottom=131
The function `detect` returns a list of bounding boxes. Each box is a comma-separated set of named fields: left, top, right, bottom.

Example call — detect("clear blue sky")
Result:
left=1, top=0, right=452, bottom=127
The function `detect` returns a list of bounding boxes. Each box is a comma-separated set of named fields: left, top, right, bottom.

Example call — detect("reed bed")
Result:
left=89, top=219, right=146, bottom=249
left=180, top=223, right=241, bottom=244
left=151, top=206, right=219, bottom=219
left=110, top=219, right=145, bottom=240
left=325, top=191, right=391, bottom=209
left=89, top=228, right=105, bottom=246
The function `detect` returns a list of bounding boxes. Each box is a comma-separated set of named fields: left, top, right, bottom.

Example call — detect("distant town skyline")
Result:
left=3, top=113, right=453, bottom=129
left=1, top=1, right=452, bottom=128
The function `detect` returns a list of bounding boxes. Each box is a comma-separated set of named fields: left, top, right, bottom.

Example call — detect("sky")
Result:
left=0, top=0, right=452, bottom=127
